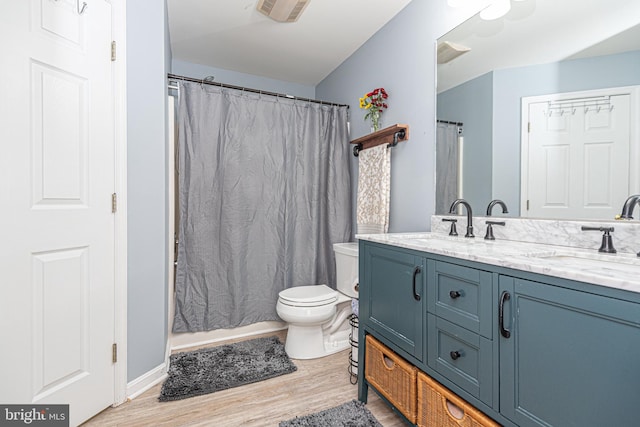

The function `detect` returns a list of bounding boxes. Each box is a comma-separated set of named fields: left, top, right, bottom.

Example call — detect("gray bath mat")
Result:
left=159, top=336, right=297, bottom=401
left=279, top=400, right=382, bottom=427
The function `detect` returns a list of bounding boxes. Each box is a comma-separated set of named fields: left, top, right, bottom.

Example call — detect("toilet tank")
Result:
left=333, top=242, right=359, bottom=298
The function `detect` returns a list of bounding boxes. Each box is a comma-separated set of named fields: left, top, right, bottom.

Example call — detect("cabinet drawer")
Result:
left=365, top=335, right=418, bottom=423
left=417, top=372, right=499, bottom=427
left=428, top=260, right=493, bottom=338
left=427, top=314, right=493, bottom=406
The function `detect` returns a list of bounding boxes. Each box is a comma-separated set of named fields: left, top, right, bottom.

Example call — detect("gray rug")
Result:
left=279, top=400, right=382, bottom=427
left=159, top=336, right=297, bottom=402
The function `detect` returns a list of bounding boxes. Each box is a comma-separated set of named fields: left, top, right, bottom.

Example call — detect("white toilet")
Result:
left=276, top=242, right=359, bottom=359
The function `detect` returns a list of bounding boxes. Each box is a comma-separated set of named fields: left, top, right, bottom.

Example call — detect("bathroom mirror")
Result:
left=435, top=0, right=640, bottom=219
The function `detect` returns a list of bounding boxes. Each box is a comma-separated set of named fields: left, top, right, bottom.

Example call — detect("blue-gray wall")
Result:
left=316, top=0, right=471, bottom=233
left=172, top=59, right=315, bottom=99
left=126, top=0, right=170, bottom=381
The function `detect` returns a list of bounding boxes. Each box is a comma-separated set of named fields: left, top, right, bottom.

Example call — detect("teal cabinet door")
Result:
left=499, top=276, right=640, bottom=427
left=361, top=243, right=424, bottom=361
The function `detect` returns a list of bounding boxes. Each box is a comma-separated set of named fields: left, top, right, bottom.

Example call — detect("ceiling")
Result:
left=437, top=0, right=640, bottom=92
left=166, top=0, right=413, bottom=86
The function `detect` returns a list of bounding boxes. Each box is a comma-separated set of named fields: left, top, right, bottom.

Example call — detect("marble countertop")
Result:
left=356, top=232, right=640, bottom=295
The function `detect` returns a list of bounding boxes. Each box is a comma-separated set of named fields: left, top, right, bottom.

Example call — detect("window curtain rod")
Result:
left=167, top=73, right=349, bottom=109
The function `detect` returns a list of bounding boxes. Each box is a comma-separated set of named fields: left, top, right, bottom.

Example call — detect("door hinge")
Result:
left=527, top=122, right=531, bottom=133
left=111, top=193, right=117, bottom=213
left=112, top=343, right=118, bottom=363
left=526, top=200, right=530, bottom=210
left=111, top=41, right=116, bottom=61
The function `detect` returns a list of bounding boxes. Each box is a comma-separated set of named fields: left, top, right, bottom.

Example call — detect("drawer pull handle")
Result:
left=445, top=399, right=465, bottom=420
left=499, top=291, right=511, bottom=338
left=449, top=290, right=461, bottom=299
left=382, top=354, right=395, bottom=369
left=412, top=266, right=422, bottom=301
left=449, top=350, right=462, bottom=360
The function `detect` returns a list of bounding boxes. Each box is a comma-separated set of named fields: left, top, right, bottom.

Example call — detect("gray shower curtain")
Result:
left=173, top=81, right=352, bottom=332
left=436, top=121, right=461, bottom=214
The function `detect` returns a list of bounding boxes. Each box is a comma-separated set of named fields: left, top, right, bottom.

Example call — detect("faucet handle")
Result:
left=484, top=221, right=505, bottom=240
left=442, top=218, right=458, bottom=236
left=581, top=226, right=616, bottom=253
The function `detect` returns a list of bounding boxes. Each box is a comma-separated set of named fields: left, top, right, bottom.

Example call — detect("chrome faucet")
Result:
left=620, top=195, right=640, bottom=219
left=486, top=199, right=509, bottom=216
left=449, top=199, right=474, bottom=238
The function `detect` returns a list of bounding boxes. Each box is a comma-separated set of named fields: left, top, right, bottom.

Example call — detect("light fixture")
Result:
left=256, top=0, right=311, bottom=23
left=447, top=0, right=474, bottom=7
left=448, top=0, right=525, bottom=21
left=437, top=41, right=471, bottom=64
left=480, top=0, right=511, bottom=20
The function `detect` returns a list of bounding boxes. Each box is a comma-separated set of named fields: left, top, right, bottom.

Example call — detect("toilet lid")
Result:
left=279, top=284, right=338, bottom=306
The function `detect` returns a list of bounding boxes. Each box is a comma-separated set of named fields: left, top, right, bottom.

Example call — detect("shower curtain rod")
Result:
left=167, top=73, right=349, bottom=108
left=437, top=119, right=463, bottom=126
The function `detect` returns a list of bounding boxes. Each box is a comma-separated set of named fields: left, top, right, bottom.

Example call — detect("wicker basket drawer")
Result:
left=417, top=372, right=500, bottom=427
left=365, top=335, right=417, bottom=423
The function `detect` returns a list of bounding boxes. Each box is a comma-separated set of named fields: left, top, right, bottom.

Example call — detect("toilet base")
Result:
left=284, top=323, right=351, bottom=360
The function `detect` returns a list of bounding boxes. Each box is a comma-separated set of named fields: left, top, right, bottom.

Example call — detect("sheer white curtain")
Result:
left=172, top=81, right=352, bottom=332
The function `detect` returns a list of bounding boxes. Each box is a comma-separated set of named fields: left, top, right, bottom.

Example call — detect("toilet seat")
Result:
left=278, top=284, right=338, bottom=307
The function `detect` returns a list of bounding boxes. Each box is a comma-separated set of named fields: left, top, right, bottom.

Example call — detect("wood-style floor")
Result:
left=83, top=331, right=408, bottom=426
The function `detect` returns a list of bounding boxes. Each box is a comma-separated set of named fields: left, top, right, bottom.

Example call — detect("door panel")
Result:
left=525, top=93, right=631, bottom=219
left=32, top=61, right=89, bottom=206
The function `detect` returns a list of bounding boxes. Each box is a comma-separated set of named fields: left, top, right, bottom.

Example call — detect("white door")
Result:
left=0, top=1, right=116, bottom=425
left=524, top=94, right=631, bottom=219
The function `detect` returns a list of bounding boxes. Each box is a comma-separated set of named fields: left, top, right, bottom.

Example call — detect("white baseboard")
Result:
left=126, top=363, right=167, bottom=401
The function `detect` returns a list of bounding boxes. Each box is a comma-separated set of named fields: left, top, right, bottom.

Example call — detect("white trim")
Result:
left=126, top=363, right=168, bottom=401
left=520, top=85, right=640, bottom=216
left=170, top=322, right=288, bottom=352
left=166, top=94, right=176, bottom=369
left=111, top=0, right=128, bottom=406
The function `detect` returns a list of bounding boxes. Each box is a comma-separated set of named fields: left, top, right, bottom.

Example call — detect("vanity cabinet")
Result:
left=499, top=276, right=640, bottom=427
left=359, top=242, right=425, bottom=362
left=359, top=239, right=640, bottom=427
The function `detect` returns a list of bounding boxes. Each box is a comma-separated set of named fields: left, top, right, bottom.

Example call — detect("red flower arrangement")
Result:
left=359, top=88, right=388, bottom=131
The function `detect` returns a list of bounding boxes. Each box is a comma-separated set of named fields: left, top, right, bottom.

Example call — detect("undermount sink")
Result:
left=402, top=234, right=554, bottom=257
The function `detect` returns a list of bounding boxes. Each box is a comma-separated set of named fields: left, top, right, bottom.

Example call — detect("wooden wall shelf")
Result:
left=350, top=124, right=409, bottom=157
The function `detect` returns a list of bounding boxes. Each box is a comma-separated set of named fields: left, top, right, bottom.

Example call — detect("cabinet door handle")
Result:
left=450, top=350, right=462, bottom=360
left=412, top=266, right=422, bottom=301
left=449, top=290, right=461, bottom=299
left=499, top=291, right=511, bottom=338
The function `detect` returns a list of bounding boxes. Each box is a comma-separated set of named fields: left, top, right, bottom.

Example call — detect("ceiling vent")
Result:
left=257, top=0, right=311, bottom=23
left=437, top=41, right=471, bottom=64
